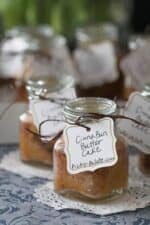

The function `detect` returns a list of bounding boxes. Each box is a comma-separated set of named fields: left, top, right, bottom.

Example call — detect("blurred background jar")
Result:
left=122, top=33, right=150, bottom=100
left=0, top=25, right=54, bottom=102
left=54, top=97, right=128, bottom=200
left=18, top=25, right=75, bottom=166
left=73, top=23, right=124, bottom=99
left=0, top=25, right=75, bottom=102
left=138, top=83, right=150, bottom=175
left=20, top=68, right=74, bottom=166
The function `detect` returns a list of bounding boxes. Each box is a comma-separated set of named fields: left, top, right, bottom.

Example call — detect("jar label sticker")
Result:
left=117, top=92, right=150, bottom=154
left=30, top=88, right=75, bottom=140
left=64, top=118, right=117, bottom=174
left=74, top=41, right=118, bottom=87
left=120, top=44, right=150, bottom=90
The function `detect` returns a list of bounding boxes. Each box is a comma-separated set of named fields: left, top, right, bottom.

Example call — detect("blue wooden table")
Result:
left=0, top=144, right=149, bottom=225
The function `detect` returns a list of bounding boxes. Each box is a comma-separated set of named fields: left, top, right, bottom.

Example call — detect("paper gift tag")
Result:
left=30, top=88, right=75, bottom=139
left=74, top=41, right=118, bottom=87
left=117, top=92, right=150, bottom=154
left=120, top=44, right=150, bottom=90
left=64, top=118, right=117, bottom=174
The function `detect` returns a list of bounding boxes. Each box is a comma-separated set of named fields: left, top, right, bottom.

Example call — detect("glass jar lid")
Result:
left=64, top=97, right=116, bottom=122
left=76, top=23, right=118, bottom=47
left=1, top=25, right=66, bottom=55
left=6, top=25, right=54, bottom=39
left=128, top=34, right=150, bottom=51
left=26, top=74, right=74, bottom=98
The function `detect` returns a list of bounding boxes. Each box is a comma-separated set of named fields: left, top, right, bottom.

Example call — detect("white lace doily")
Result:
left=34, top=155, right=150, bottom=215
left=0, top=150, right=53, bottom=179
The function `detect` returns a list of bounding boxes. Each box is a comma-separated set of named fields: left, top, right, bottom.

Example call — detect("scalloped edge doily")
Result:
left=33, top=155, right=150, bottom=215
left=0, top=150, right=53, bottom=179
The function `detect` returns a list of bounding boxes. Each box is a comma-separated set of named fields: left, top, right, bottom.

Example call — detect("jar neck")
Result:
left=64, top=97, right=116, bottom=123
left=26, top=75, right=74, bottom=100
left=76, top=23, right=118, bottom=47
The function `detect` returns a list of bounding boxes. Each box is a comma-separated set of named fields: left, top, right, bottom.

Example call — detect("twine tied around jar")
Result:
left=26, top=112, right=149, bottom=142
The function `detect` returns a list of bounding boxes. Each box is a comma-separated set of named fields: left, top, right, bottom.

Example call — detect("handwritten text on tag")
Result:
left=64, top=118, right=117, bottom=174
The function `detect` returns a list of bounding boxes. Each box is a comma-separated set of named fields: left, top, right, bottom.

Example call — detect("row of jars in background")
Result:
left=0, top=23, right=149, bottom=200
left=0, top=23, right=150, bottom=103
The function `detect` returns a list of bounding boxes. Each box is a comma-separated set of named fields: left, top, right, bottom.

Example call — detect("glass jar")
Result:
left=0, top=25, right=74, bottom=102
left=0, top=25, right=54, bottom=102
left=54, top=98, right=128, bottom=200
left=76, top=23, right=118, bottom=46
left=139, top=84, right=150, bottom=175
left=123, top=34, right=150, bottom=100
left=74, top=23, right=124, bottom=99
left=19, top=72, right=74, bottom=166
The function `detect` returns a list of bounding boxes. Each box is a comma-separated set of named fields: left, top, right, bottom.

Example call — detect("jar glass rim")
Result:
left=26, top=75, right=74, bottom=97
left=64, top=97, right=116, bottom=121
left=76, top=23, right=118, bottom=44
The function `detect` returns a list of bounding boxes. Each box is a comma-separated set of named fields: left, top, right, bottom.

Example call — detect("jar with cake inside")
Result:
left=123, top=34, right=150, bottom=100
left=139, top=84, right=150, bottom=175
left=0, top=25, right=55, bottom=102
left=53, top=97, right=128, bottom=200
left=74, top=23, right=124, bottom=99
left=19, top=72, right=74, bottom=166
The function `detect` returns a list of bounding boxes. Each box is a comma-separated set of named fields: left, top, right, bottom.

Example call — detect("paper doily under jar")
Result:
left=33, top=155, right=150, bottom=215
left=0, top=150, right=53, bottom=179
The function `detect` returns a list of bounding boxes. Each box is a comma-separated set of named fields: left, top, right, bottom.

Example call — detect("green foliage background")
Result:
left=0, top=0, right=126, bottom=37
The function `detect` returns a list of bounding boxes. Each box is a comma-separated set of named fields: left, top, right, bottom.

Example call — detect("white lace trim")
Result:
left=33, top=155, right=150, bottom=215
left=0, top=150, right=149, bottom=215
left=0, top=150, right=53, bottom=179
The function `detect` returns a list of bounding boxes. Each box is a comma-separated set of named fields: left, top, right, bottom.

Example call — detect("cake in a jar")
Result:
left=74, top=23, right=124, bottom=99
left=19, top=73, right=75, bottom=166
left=53, top=98, right=128, bottom=200
left=20, top=112, right=54, bottom=165
left=121, top=34, right=150, bottom=100
left=54, top=137, right=128, bottom=199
